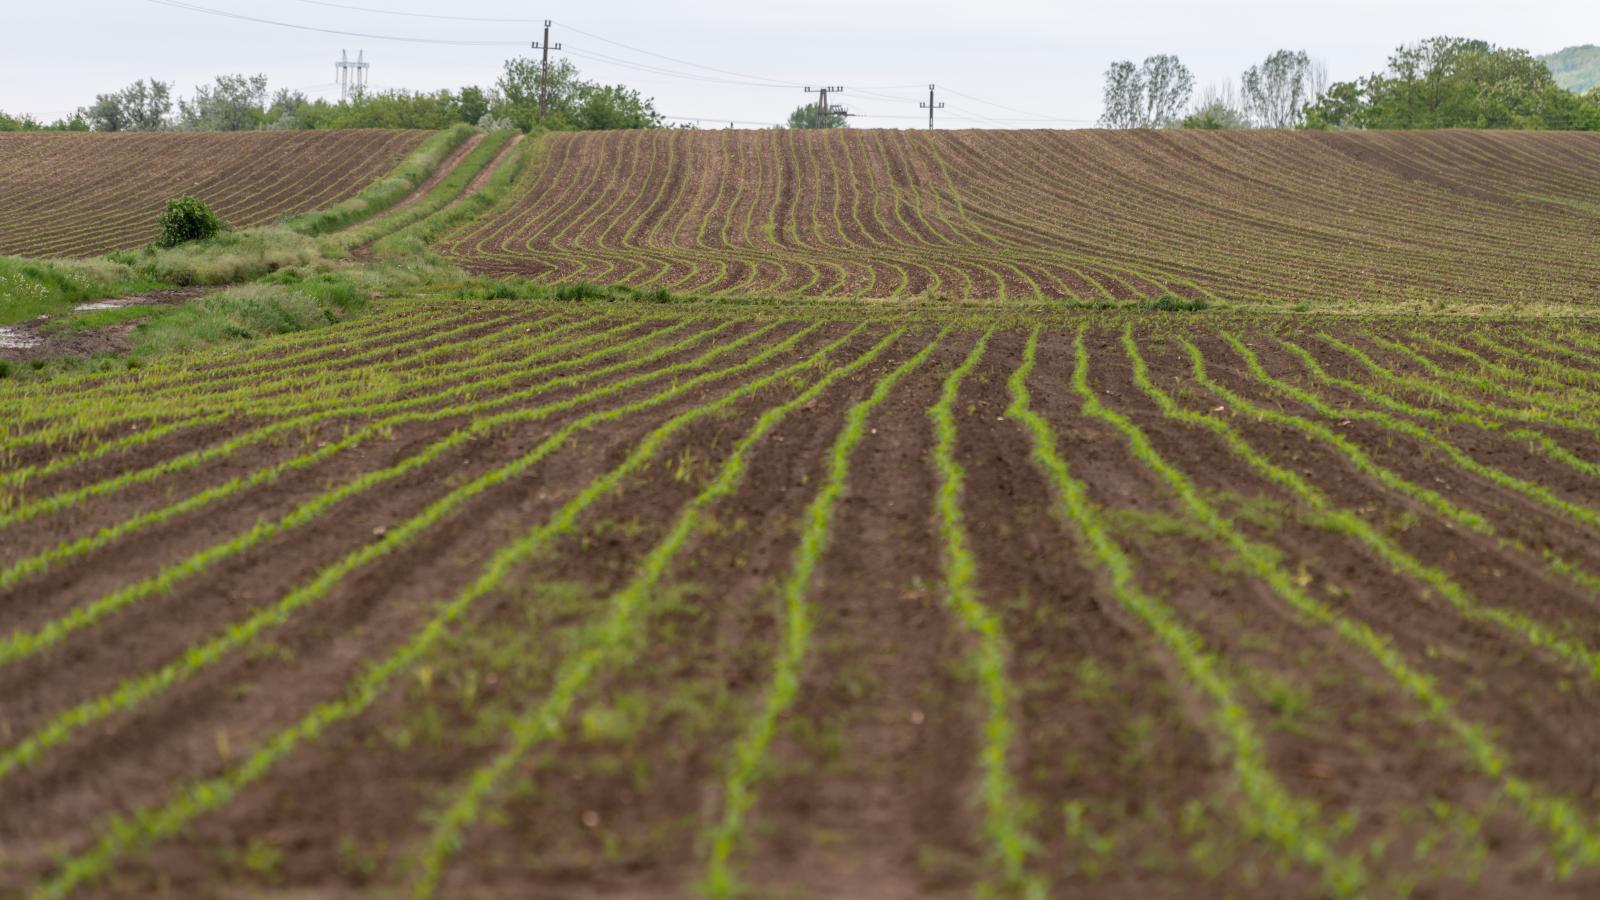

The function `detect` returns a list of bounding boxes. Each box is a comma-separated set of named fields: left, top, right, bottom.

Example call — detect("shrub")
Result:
left=1138, top=293, right=1210, bottom=312
left=155, top=195, right=224, bottom=249
left=554, top=281, right=607, bottom=302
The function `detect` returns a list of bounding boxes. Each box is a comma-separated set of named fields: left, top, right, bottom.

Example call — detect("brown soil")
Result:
left=7, top=311, right=1600, bottom=898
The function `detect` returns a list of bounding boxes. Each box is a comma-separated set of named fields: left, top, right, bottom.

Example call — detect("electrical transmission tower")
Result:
left=920, top=84, right=945, bottom=129
left=531, top=20, right=563, bottom=118
left=803, top=85, right=848, bottom=126
left=335, top=50, right=369, bottom=101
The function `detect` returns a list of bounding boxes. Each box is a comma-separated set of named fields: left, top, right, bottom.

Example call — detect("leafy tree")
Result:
left=178, top=74, right=270, bottom=131
left=1180, top=81, right=1248, bottom=129
left=1099, top=56, right=1193, bottom=128
left=1305, top=36, right=1600, bottom=130
left=1098, top=61, right=1144, bottom=128
left=1141, top=55, right=1196, bottom=128
left=0, top=111, right=42, bottom=131
left=574, top=84, right=663, bottom=130
left=458, top=86, right=491, bottom=125
left=494, top=57, right=586, bottom=130
left=786, top=103, right=848, bottom=129
left=81, top=79, right=173, bottom=132
left=320, top=89, right=465, bottom=129
left=1241, top=50, right=1322, bottom=127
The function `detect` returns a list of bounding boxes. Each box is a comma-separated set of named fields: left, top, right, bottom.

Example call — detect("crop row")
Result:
left=5, top=307, right=1600, bottom=896
left=0, top=130, right=429, bottom=258
left=436, top=129, right=1600, bottom=306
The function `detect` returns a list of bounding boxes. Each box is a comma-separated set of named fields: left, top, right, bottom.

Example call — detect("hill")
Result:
left=0, top=130, right=428, bottom=259
left=439, top=128, right=1600, bottom=309
left=1542, top=44, right=1600, bottom=92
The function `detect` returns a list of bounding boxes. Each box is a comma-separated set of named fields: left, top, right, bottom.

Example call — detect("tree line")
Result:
left=0, top=58, right=662, bottom=133
left=1100, top=36, right=1600, bottom=131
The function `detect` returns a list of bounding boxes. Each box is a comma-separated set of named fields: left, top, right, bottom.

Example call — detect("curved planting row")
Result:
left=0, top=129, right=429, bottom=258
left=6, top=305, right=1600, bottom=896
left=437, top=129, right=1600, bottom=306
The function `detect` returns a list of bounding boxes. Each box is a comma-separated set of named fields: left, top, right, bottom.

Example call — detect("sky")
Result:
left=2, top=0, right=1595, bottom=128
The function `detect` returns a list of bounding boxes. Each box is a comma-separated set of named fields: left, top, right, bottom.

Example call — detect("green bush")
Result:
left=155, top=196, right=224, bottom=248
left=1138, top=293, right=1210, bottom=312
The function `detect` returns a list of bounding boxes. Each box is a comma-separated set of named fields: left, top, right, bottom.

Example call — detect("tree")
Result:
left=494, top=57, right=586, bottom=130
left=1304, top=36, right=1598, bottom=130
left=1098, top=56, right=1193, bottom=128
left=1241, top=50, right=1320, bottom=128
left=81, top=79, right=172, bottom=132
left=1142, top=55, right=1196, bottom=128
left=178, top=74, right=269, bottom=131
left=1098, top=61, right=1144, bottom=128
left=1181, top=82, right=1248, bottom=129
left=0, top=111, right=42, bottom=131
left=574, top=84, right=663, bottom=130
left=458, top=85, right=491, bottom=125
left=786, top=103, right=848, bottom=129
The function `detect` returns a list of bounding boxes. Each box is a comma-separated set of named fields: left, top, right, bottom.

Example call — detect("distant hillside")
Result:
left=1542, top=45, right=1600, bottom=93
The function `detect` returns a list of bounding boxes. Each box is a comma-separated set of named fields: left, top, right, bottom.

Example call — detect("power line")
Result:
left=283, top=0, right=546, bottom=23
left=144, top=0, right=1093, bottom=127
left=561, top=46, right=796, bottom=89
left=144, top=0, right=526, bottom=45
left=553, top=20, right=802, bottom=88
left=939, top=86, right=1094, bottom=123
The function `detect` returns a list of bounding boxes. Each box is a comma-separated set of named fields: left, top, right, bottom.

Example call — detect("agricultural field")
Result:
left=438, top=129, right=1600, bottom=309
left=6, top=300, right=1600, bottom=897
left=0, top=129, right=428, bottom=259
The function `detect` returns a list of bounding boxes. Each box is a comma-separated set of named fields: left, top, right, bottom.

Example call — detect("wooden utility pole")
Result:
left=920, top=84, right=945, bottom=130
left=531, top=20, right=562, bottom=118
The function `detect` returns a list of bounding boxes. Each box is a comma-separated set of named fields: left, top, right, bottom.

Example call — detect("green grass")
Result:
left=284, top=125, right=477, bottom=236
left=0, top=257, right=162, bottom=325
left=39, top=305, right=159, bottom=333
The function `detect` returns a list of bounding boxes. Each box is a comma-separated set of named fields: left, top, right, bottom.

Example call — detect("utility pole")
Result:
left=920, top=84, right=945, bottom=130
left=531, top=20, right=562, bottom=119
left=803, top=85, right=847, bottom=127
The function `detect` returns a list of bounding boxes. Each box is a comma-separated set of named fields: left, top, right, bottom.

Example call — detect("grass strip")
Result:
left=284, top=125, right=477, bottom=236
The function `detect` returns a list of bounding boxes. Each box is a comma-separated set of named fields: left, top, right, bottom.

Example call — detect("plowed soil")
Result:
left=6, top=303, right=1600, bottom=898
left=0, top=129, right=428, bottom=258
left=437, top=129, right=1600, bottom=307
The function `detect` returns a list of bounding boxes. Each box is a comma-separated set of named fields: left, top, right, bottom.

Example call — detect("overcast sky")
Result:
left=3, top=0, right=1595, bottom=127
